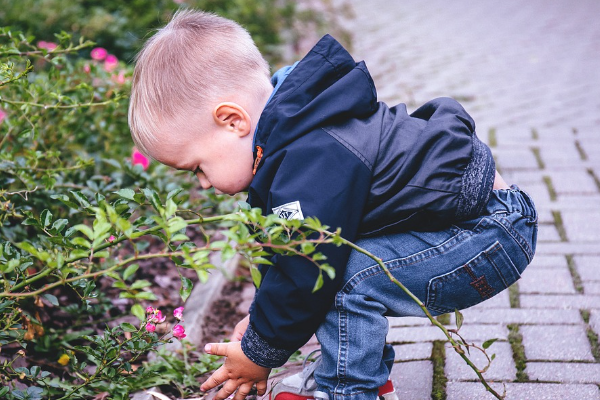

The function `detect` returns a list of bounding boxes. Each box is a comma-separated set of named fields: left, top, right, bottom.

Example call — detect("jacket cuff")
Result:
left=241, top=323, right=294, bottom=368
left=456, top=133, right=495, bottom=219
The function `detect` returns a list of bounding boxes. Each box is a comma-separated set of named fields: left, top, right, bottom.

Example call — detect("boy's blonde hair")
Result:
left=128, top=9, right=271, bottom=156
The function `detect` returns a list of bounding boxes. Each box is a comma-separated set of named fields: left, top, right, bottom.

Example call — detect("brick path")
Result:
left=233, top=1, right=600, bottom=399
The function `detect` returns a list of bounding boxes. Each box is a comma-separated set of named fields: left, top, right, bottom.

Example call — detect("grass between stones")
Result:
left=586, top=168, right=600, bottom=192
left=531, top=128, right=539, bottom=140
left=580, top=310, right=600, bottom=362
left=551, top=210, right=568, bottom=241
left=575, top=140, right=588, bottom=160
left=507, top=324, right=529, bottom=382
left=566, top=254, right=584, bottom=294
left=431, top=341, right=447, bottom=400
left=531, top=147, right=545, bottom=169
left=488, top=128, right=497, bottom=148
left=509, top=282, right=520, bottom=309
left=543, top=176, right=557, bottom=202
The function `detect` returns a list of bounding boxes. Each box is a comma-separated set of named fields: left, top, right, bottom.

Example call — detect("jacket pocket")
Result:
left=425, top=242, right=520, bottom=315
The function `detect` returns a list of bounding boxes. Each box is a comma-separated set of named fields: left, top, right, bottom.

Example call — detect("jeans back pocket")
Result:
left=425, top=241, right=520, bottom=315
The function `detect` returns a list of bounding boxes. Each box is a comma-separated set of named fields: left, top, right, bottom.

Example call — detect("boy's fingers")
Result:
left=200, top=366, right=227, bottom=392
left=256, top=381, right=268, bottom=396
left=233, top=383, right=253, bottom=400
left=204, top=342, right=230, bottom=357
left=215, top=380, right=240, bottom=400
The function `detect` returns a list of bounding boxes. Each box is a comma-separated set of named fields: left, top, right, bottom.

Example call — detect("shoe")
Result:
left=270, top=350, right=398, bottom=400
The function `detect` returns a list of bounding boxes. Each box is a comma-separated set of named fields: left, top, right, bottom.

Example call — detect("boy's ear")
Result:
left=213, top=102, right=252, bottom=137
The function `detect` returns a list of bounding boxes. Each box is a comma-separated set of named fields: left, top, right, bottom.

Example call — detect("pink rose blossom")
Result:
left=104, top=54, right=118, bottom=72
left=172, top=324, right=186, bottom=339
left=108, top=235, right=116, bottom=242
left=38, top=41, right=57, bottom=51
left=0, top=109, right=6, bottom=125
left=131, top=148, right=150, bottom=170
left=173, top=307, right=184, bottom=320
left=173, top=0, right=185, bottom=3
left=145, top=323, right=156, bottom=333
left=146, top=306, right=155, bottom=314
left=83, top=64, right=91, bottom=74
left=90, top=47, right=108, bottom=61
left=154, top=310, right=166, bottom=323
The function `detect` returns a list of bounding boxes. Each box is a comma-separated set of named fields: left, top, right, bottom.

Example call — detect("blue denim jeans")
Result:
left=314, top=186, right=537, bottom=400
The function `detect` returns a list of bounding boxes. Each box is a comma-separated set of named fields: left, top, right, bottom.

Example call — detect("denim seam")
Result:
left=335, top=292, right=347, bottom=393
left=341, top=230, right=472, bottom=294
left=490, top=214, right=534, bottom=262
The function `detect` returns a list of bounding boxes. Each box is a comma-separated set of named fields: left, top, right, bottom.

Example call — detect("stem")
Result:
left=6, top=214, right=234, bottom=294
left=0, top=98, right=121, bottom=110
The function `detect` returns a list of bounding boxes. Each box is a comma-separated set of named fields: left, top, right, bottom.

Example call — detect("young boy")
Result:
left=128, top=10, right=537, bottom=400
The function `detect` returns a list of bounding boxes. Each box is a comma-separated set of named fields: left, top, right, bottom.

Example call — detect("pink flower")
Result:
left=90, top=47, right=108, bottom=61
left=108, top=235, right=116, bottom=242
left=155, top=310, right=166, bottom=323
left=83, top=64, right=91, bottom=74
left=0, top=109, right=6, bottom=125
left=172, top=324, right=186, bottom=339
left=104, top=54, right=118, bottom=72
left=145, top=323, right=156, bottom=333
left=173, top=307, right=184, bottom=320
left=112, top=70, right=126, bottom=85
left=173, top=0, right=185, bottom=3
left=38, top=41, right=57, bottom=51
left=131, top=148, right=150, bottom=170
left=146, top=306, right=155, bottom=314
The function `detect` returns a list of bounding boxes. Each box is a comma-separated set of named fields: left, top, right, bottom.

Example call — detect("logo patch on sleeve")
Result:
left=272, top=201, right=304, bottom=221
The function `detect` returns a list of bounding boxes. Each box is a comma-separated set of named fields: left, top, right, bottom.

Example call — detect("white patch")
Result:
left=272, top=201, right=304, bottom=221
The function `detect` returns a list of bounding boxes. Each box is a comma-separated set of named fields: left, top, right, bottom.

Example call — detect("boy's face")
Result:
left=150, top=105, right=255, bottom=195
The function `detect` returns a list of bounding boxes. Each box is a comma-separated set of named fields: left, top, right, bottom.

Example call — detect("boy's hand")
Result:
left=230, top=315, right=250, bottom=341
left=201, top=341, right=271, bottom=400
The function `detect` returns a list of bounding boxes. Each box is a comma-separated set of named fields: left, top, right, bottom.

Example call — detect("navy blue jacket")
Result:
left=241, top=35, right=495, bottom=368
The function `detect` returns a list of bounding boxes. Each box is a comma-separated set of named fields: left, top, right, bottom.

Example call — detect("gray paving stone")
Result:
left=534, top=242, right=600, bottom=256
left=574, top=256, right=600, bottom=282
left=526, top=362, right=600, bottom=384
left=446, top=342, right=515, bottom=381
left=389, top=360, right=433, bottom=400
left=521, top=294, right=600, bottom=310
left=387, top=324, right=508, bottom=344
left=518, top=268, right=576, bottom=294
left=561, top=211, right=600, bottom=242
left=583, top=282, right=600, bottom=295
left=536, top=224, right=562, bottom=243
left=387, top=316, right=431, bottom=327
left=538, top=144, right=586, bottom=169
left=447, top=382, right=600, bottom=400
left=527, top=255, right=568, bottom=270
left=466, top=289, right=510, bottom=309
left=520, top=325, right=594, bottom=361
left=392, top=343, right=433, bottom=362
left=548, top=170, right=599, bottom=195
left=493, top=148, right=540, bottom=170
left=455, top=308, right=583, bottom=325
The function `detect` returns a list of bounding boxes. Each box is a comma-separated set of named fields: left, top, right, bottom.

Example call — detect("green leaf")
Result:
left=142, top=188, right=163, bottom=212
left=42, top=294, right=59, bottom=306
left=120, top=322, right=137, bottom=332
left=482, top=338, right=498, bottom=349
left=51, top=194, right=80, bottom=210
left=40, top=209, right=52, bottom=228
left=70, top=191, right=91, bottom=208
left=300, top=242, right=315, bottom=255
left=165, top=198, right=177, bottom=218
left=250, top=265, right=262, bottom=288
left=312, top=273, right=324, bottom=293
left=455, top=309, right=464, bottom=331
left=72, top=224, right=94, bottom=240
left=180, top=276, right=193, bottom=302
left=51, top=218, right=68, bottom=233
left=131, top=304, right=146, bottom=322
left=321, top=264, right=336, bottom=281
left=123, top=263, right=139, bottom=281
left=130, top=280, right=152, bottom=290
left=115, top=188, right=136, bottom=201
left=133, top=291, right=157, bottom=300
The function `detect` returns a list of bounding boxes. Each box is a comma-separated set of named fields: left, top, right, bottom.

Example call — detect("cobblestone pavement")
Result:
left=233, top=1, right=600, bottom=399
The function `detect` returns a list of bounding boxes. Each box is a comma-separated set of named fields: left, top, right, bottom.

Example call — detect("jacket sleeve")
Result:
left=241, top=131, right=372, bottom=368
